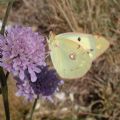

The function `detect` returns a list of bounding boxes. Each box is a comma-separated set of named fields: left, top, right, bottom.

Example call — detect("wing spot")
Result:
left=78, top=37, right=81, bottom=41
left=69, top=53, right=76, bottom=60
left=77, top=45, right=81, bottom=49
left=90, top=49, right=94, bottom=51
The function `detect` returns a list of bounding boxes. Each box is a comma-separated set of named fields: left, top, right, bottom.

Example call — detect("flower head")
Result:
left=0, top=25, right=46, bottom=82
left=15, top=77, right=35, bottom=100
left=29, top=66, right=62, bottom=96
left=15, top=66, right=63, bottom=101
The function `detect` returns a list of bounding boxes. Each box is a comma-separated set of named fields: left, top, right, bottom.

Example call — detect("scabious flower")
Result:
left=15, top=77, right=35, bottom=100
left=0, top=25, right=46, bottom=82
left=0, top=25, right=63, bottom=101
left=15, top=66, right=63, bottom=101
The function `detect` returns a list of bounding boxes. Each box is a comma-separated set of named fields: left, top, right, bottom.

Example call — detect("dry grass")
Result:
left=0, top=0, right=120, bottom=120
left=9, top=0, right=120, bottom=36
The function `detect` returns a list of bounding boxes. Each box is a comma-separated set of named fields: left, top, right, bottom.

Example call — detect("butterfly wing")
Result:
left=48, top=33, right=92, bottom=79
left=56, top=33, right=96, bottom=60
left=93, top=35, right=110, bottom=60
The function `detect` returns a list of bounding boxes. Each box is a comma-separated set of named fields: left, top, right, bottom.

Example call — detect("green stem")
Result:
left=1, top=1, right=13, bottom=35
left=0, top=69, right=10, bottom=120
left=29, top=97, right=38, bottom=120
left=5, top=72, right=9, bottom=79
left=0, top=88, right=1, bottom=94
left=0, top=72, right=9, bottom=95
left=0, top=1, right=14, bottom=120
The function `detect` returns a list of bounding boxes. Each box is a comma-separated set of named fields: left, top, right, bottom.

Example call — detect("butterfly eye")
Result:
left=78, top=37, right=81, bottom=41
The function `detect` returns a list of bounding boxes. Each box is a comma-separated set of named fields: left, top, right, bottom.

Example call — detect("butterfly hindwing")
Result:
left=93, top=35, right=110, bottom=60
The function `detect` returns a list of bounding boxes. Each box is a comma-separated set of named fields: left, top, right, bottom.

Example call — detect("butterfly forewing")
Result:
left=56, top=33, right=96, bottom=60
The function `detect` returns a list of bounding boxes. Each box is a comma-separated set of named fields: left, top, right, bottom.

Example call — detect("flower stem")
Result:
left=0, top=88, right=1, bottom=94
left=0, top=69, right=10, bottom=120
left=0, top=1, right=14, bottom=120
left=0, top=72, right=9, bottom=95
left=29, top=97, right=38, bottom=120
left=6, top=72, right=9, bottom=79
left=1, top=1, right=13, bottom=35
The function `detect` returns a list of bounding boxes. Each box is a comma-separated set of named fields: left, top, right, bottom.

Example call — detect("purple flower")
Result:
left=16, top=78, right=35, bottom=100
left=29, top=66, right=62, bottom=96
left=15, top=66, right=63, bottom=101
left=0, top=25, right=46, bottom=82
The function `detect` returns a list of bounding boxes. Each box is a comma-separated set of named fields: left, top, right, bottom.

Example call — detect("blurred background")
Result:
left=0, top=0, right=120, bottom=120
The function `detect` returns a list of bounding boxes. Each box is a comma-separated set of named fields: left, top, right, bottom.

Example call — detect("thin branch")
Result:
left=29, top=97, right=38, bottom=120
left=0, top=69, right=10, bottom=120
left=0, top=1, right=14, bottom=120
left=0, top=1, right=13, bottom=35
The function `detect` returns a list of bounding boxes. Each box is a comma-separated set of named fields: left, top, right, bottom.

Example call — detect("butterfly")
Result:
left=48, top=32, right=109, bottom=79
